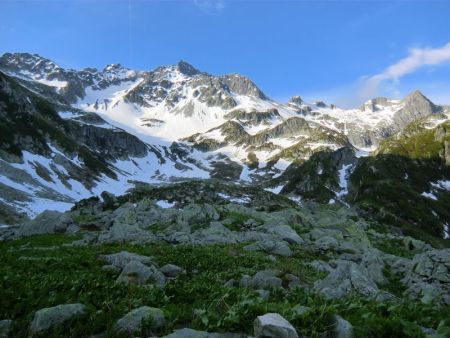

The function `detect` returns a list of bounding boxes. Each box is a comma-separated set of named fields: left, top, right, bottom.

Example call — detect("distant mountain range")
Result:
left=1, top=52, right=449, bottom=240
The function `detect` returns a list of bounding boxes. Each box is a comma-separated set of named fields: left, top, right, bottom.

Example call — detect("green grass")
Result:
left=1, top=234, right=450, bottom=337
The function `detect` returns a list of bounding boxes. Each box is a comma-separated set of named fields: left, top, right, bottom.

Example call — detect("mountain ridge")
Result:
left=1, top=52, right=450, bottom=242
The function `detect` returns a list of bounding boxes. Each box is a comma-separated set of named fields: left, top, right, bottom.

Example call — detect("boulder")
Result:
left=360, top=249, right=386, bottom=285
left=285, top=274, right=302, bottom=289
left=18, top=211, right=73, bottom=236
left=403, top=236, right=432, bottom=252
left=252, top=270, right=283, bottom=289
left=244, top=240, right=292, bottom=257
left=192, top=222, right=238, bottom=244
left=334, top=315, right=354, bottom=338
left=115, top=306, right=164, bottom=334
left=30, top=303, right=86, bottom=333
left=99, top=251, right=153, bottom=269
left=402, top=249, right=450, bottom=304
left=176, top=203, right=219, bottom=227
left=314, top=236, right=339, bottom=251
left=160, top=264, right=185, bottom=278
left=99, top=223, right=154, bottom=244
left=163, top=328, right=238, bottom=338
left=117, top=260, right=166, bottom=287
left=313, top=260, right=379, bottom=299
left=254, top=313, right=298, bottom=338
left=264, top=224, right=304, bottom=245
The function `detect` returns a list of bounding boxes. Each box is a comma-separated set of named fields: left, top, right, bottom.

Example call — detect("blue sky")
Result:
left=1, top=0, right=450, bottom=107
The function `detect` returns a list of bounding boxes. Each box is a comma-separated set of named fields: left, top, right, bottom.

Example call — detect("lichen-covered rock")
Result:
left=254, top=313, right=298, bottom=338
left=30, top=303, right=86, bottom=333
left=115, top=306, right=164, bottom=334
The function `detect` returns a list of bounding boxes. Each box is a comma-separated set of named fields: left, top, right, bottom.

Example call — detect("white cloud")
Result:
left=359, top=42, right=450, bottom=102
left=193, top=0, right=226, bottom=14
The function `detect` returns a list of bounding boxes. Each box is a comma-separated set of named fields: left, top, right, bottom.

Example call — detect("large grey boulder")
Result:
left=192, top=221, right=238, bottom=244
left=244, top=240, right=292, bottom=257
left=403, top=236, right=432, bottom=252
left=18, top=211, right=73, bottom=236
left=117, top=260, right=166, bottom=287
left=163, top=328, right=239, bottom=338
left=360, top=249, right=386, bottom=285
left=0, top=320, right=12, bottom=338
left=30, top=303, right=86, bottom=333
left=241, top=270, right=284, bottom=290
left=160, top=264, right=185, bottom=278
left=98, top=222, right=154, bottom=244
left=314, top=236, right=339, bottom=251
left=254, top=313, right=298, bottom=338
left=313, top=260, right=379, bottom=299
left=115, top=306, right=164, bottom=334
left=99, top=251, right=153, bottom=269
left=176, top=203, right=219, bottom=228
left=264, top=224, right=304, bottom=245
left=334, top=315, right=354, bottom=338
left=402, top=249, right=450, bottom=304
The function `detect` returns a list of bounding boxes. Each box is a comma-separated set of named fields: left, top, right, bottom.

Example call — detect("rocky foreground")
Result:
left=0, top=180, right=449, bottom=337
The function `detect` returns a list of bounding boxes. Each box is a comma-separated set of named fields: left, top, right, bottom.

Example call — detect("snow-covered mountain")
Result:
left=1, top=52, right=450, bottom=236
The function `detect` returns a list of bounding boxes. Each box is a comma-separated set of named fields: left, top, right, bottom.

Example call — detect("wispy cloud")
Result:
left=193, top=0, right=226, bottom=14
left=358, top=42, right=450, bottom=103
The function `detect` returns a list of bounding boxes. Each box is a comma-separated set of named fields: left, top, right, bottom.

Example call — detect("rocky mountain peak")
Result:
left=0, top=52, right=61, bottom=75
left=402, top=90, right=439, bottom=114
left=314, top=101, right=327, bottom=108
left=176, top=60, right=201, bottom=76
left=288, top=95, right=303, bottom=106
left=359, top=97, right=392, bottom=112
left=103, top=63, right=124, bottom=72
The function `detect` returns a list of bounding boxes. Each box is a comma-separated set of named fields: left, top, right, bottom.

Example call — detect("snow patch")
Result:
left=336, top=164, right=353, bottom=198
left=217, top=192, right=251, bottom=204
left=156, top=200, right=175, bottom=209
left=421, top=192, right=438, bottom=200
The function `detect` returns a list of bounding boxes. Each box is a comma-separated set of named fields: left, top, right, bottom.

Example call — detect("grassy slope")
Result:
left=1, top=234, right=449, bottom=338
left=348, top=120, right=450, bottom=244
